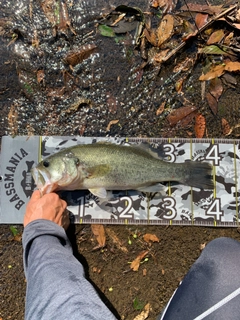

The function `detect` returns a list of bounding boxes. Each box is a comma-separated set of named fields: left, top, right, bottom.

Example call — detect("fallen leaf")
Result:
left=143, top=268, right=147, bottom=276
left=91, top=224, right=106, bottom=248
left=232, top=23, right=240, bottom=30
left=63, top=44, right=97, bottom=66
left=8, top=103, right=18, bottom=136
left=156, top=101, right=166, bottom=116
left=167, top=105, right=197, bottom=126
left=173, top=57, right=194, bottom=73
left=207, top=29, right=225, bottom=45
left=194, top=113, right=206, bottom=138
left=200, top=243, right=206, bottom=250
left=36, top=69, right=45, bottom=84
left=195, top=13, right=208, bottom=29
left=105, top=227, right=128, bottom=253
left=209, top=78, right=223, bottom=101
left=130, top=250, right=149, bottom=271
left=154, top=49, right=170, bottom=62
left=133, top=303, right=151, bottom=320
left=180, top=3, right=223, bottom=15
left=143, top=28, right=157, bottom=47
left=178, top=110, right=198, bottom=127
left=106, top=119, right=119, bottom=131
left=222, top=73, right=237, bottom=87
left=106, top=93, right=118, bottom=114
left=157, top=14, right=174, bottom=47
left=199, top=64, right=225, bottom=81
left=200, top=45, right=228, bottom=55
left=98, top=24, right=115, bottom=37
left=221, top=118, right=231, bottom=135
left=223, top=32, right=234, bottom=45
left=206, top=92, right=218, bottom=115
left=224, top=61, right=240, bottom=72
left=151, top=0, right=176, bottom=12
left=143, top=233, right=160, bottom=243
left=175, top=77, right=184, bottom=93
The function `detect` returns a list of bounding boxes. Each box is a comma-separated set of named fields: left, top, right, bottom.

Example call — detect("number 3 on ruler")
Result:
left=162, top=197, right=177, bottom=219
left=163, top=144, right=176, bottom=163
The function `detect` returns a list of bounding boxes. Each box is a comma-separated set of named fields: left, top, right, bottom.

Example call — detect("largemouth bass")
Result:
left=31, top=143, right=213, bottom=198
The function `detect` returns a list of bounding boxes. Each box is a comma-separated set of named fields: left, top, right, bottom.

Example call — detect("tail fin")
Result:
left=183, top=161, right=213, bottom=190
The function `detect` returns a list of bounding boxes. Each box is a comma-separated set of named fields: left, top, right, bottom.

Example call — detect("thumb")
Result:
left=30, top=190, right=41, bottom=201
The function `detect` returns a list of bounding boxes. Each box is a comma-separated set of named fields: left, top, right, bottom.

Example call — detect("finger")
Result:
left=60, top=199, right=67, bottom=210
left=30, top=190, right=41, bottom=201
left=62, top=210, right=70, bottom=230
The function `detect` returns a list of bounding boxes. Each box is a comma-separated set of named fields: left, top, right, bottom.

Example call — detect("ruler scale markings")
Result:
left=1, top=136, right=240, bottom=226
left=233, top=140, right=239, bottom=226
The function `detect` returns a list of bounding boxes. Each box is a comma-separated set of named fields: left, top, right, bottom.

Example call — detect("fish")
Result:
left=31, top=142, right=213, bottom=198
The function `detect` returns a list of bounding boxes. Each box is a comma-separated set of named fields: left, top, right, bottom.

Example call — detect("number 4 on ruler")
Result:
left=206, top=198, right=224, bottom=221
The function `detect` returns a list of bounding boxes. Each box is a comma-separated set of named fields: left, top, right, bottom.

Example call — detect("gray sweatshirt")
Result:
left=22, top=220, right=117, bottom=320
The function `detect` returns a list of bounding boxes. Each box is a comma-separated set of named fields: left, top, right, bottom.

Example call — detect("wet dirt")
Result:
left=1, top=0, right=240, bottom=319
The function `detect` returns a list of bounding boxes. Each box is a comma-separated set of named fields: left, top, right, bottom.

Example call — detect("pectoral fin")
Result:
left=89, top=187, right=107, bottom=198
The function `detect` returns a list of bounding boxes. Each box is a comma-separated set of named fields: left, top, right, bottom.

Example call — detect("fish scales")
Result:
left=31, top=143, right=213, bottom=198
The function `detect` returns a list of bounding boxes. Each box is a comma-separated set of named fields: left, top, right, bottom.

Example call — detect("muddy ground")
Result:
left=1, top=0, right=240, bottom=319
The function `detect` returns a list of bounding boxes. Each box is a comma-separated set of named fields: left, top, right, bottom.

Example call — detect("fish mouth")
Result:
left=31, top=167, right=57, bottom=194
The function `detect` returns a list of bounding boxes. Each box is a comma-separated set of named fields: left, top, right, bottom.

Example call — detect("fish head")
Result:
left=31, top=151, right=82, bottom=194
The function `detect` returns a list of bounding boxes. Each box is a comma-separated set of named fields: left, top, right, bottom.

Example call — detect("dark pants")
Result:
left=158, top=237, right=240, bottom=320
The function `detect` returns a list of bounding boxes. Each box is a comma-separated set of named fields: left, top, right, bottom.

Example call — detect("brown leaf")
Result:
left=142, top=268, right=147, bottom=276
left=178, top=110, right=198, bottom=128
left=105, top=227, right=128, bottom=253
left=195, top=13, right=208, bottom=29
left=209, top=78, right=223, bottom=101
left=151, top=0, right=176, bottom=12
left=154, top=49, right=170, bottom=62
left=221, top=118, right=231, bottom=135
left=157, top=14, right=174, bottom=47
left=233, top=23, right=240, bottom=30
left=37, top=69, right=45, bottom=84
left=175, top=77, right=184, bottom=93
left=194, top=113, right=206, bottom=138
left=130, top=250, right=149, bottom=271
left=179, top=4, right=223, bottom=15
left=200, top=243, right=206, bottom=250
left=156, top=101, right=166, bottom=116
left=199, top=64, right=225, bottom=81
left=223, top=32, right=234, bottom=45
left=143, top=28, right=157, bottom=47
left=63, top=44, right=97, bottom=67
left=143, top=233, right=160, bottom=243
left=133, top=303, right=151, bottom=320
left=106, top=119, right=119, bottom=131
left=91, top=224, right=106, bottom=248
left=8, top=103, right=18, bottom=136
left=206, top=92, right=218, bottom=115
left=207, top=29, right=225, bottom=45
left=224, top=61, right=240, bottom=72
left=167, top=105, right=197, bottom=126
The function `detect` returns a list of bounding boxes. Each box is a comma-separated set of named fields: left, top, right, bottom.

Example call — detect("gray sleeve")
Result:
left=22, top=220, right=117, bottom=320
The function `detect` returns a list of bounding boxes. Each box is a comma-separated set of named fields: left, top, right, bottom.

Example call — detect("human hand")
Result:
left=24, top=190, right=70, bottom=230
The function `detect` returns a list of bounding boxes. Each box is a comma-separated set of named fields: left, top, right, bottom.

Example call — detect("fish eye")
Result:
left=43, top=160, right=50, bottom=168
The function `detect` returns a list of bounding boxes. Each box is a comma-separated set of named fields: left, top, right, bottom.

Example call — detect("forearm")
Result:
left=23, top=220, right=116, bottom=320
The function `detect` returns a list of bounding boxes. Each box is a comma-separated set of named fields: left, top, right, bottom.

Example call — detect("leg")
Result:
left=158, top=237, right=240, bottom=320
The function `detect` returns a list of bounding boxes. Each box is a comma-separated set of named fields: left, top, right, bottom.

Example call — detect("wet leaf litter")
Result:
left=1, top=0, right=240, bottom=319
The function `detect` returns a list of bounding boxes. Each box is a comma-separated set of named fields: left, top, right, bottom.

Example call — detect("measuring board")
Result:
left=0, top=136, right=239, bottom=226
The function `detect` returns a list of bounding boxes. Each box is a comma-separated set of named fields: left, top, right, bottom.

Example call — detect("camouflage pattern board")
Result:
left=0, top=136, right=239, bottom=226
